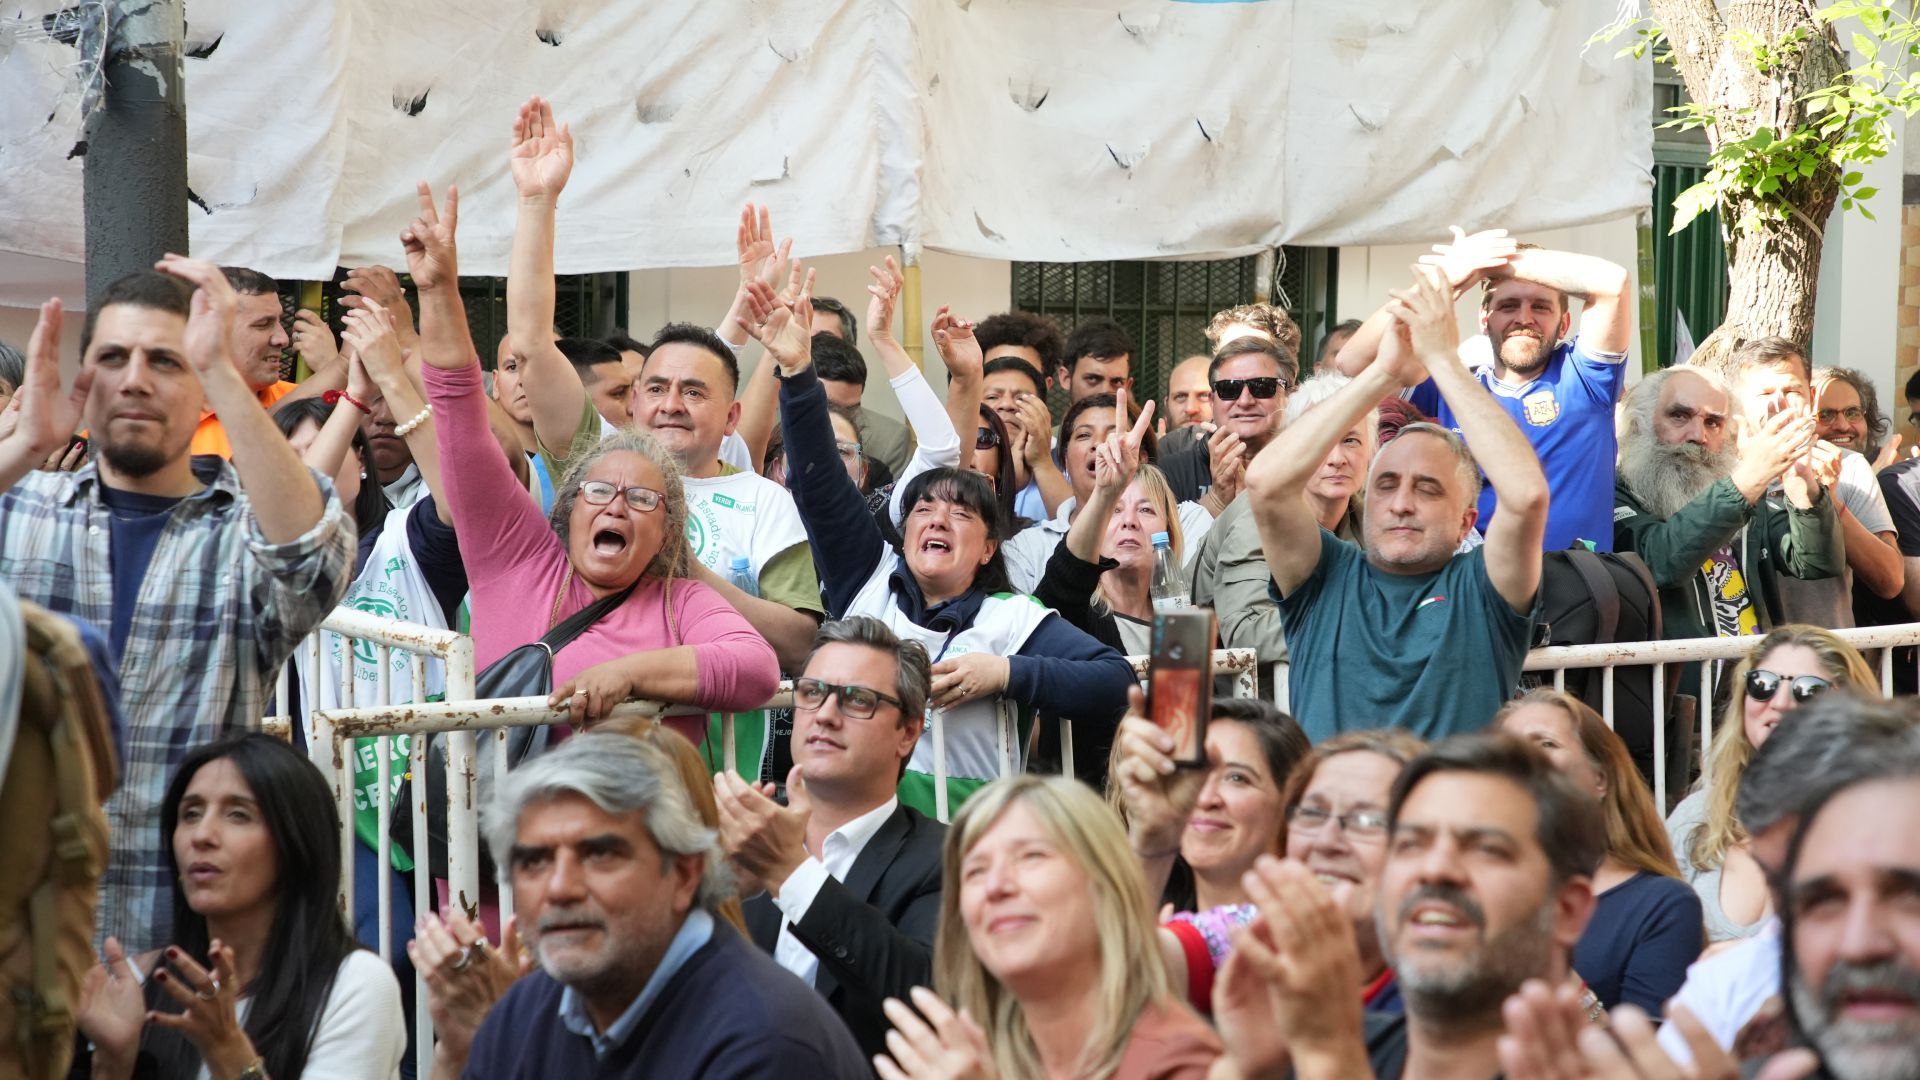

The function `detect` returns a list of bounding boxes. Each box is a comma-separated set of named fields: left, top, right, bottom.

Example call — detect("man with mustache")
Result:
left=1614, top=362, right=1841, bottom=646
left=715, top=617, right=946, bottom=1061
left=452, top=733, right=869, bottom=1079
left=1341, top=732, right=1606, bottom=1078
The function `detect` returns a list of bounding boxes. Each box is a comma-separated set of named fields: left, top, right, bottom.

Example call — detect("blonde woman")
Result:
left=1034, top=456, right=1187, bottom=657
left=1664, top=625, right=1876, bottom=942
left=881, top=775, right=1223, bottom=1079
left=1494, top=689, right=1703, bottom=1012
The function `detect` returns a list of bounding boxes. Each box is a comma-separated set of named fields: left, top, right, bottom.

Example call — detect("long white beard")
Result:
left=1618, top=431, right=1737, bottom=520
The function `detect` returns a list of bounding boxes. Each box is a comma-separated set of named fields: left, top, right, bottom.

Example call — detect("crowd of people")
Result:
left=1, top=93, right=1917, bottom=1080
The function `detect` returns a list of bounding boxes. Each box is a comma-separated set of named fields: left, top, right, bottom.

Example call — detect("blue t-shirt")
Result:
left=1409, top=336, right=1627, bottom=552
left=98, top=484, right=186, bottom=660
left=1573, top=871, right=1705, bottom=1014
left=1276, top=529, right=1534, bottom=743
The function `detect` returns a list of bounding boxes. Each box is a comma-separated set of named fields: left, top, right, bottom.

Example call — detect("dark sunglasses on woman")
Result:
left=975, top=426, right=1001, bottom=450
left=1745, top=668, right=1831, bottom=704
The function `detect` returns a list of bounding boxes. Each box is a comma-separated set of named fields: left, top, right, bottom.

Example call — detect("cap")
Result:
left=1151, top=531, right=1170, bottom=547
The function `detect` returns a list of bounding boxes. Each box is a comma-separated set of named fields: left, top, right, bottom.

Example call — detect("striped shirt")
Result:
left=0, top=456, right=353, bottom=952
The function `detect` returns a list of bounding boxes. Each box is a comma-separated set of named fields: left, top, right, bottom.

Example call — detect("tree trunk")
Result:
left=1649, top=0, right=1850, bottom=371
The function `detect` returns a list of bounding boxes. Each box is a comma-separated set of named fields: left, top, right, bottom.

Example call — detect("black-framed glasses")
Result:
left=975, top=425, right=1001, bottom=451
left=578, top=481, right=665, bottom=512
left=1817, top=406, right=1866, bottom=425
left=793, top=677, right=903, bottom=719
left=1212, top=376, right=1292, bottom=402
left=1745, top=669, right=1831, bottom=704
left=1286, top=804, right=1390, bottom=838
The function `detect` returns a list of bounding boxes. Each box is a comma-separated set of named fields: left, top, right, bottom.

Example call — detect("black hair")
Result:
left=221, top=266, right=279, bottom=295
left=556, top=336, right=624, bottom=385
left=974, top=404, right=1019, bottom=527
left=271, top=397, right=390, bottom=534
left=812, top=332, right=869, bottom=386
left=1054, top=392, right=1158, bottom=468
left=1209, top=335, right=1298, bottom=386
left=977, top=311, right=1067, bottom=371
left=1212, top=699, right=1312, bottom=792
left=897, top=467, right=1015, bottom=595
left=1315, top=318, right=1363, bottom=363
left=83, top=271, right=195, bottom=353
left=1907, top=369, right=1920, bottom=402
left=1062, top=317, right=1134, bottom=373
left=646, top=322, right=741, bottom=396
left=1388, top=733, right=1607, bottom=887
left=149, top=734, right=359, bottom=1080
left=811, top=296, right=858, bottom=342
left=982, top=355, right=1046, bottom=396
left=605, top=330, right=650, bottom=359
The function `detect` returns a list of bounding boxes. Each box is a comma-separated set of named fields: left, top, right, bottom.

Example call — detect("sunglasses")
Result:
left=1745, top=669, right=1831, bottom=704
left=578, top=480, right=665, bottom=512
left=1211, top=376, right=1292, bottom=402
left=975, top=426, right=1001, bottom=451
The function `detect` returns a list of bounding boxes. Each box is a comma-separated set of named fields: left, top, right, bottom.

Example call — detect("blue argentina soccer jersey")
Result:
left=1409, top=336, right=1626, bottom=551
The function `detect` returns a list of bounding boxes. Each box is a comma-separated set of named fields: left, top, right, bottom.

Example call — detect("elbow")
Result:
left=1501, top=478, right=1551, bottom=519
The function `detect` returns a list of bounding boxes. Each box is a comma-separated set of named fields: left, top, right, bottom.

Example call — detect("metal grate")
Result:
left=1010, top=248, right=1337, bottom=412
left=278, top=272, right=630, bottom=372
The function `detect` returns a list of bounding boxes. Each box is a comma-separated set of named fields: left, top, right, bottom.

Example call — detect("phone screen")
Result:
left=1148, top=609, right=1216, bottom=767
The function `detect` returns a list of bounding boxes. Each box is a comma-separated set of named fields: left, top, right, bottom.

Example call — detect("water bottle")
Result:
left=1149, top=532, right=1189, bottom=613
left=727, top=556, right=759, bottom=599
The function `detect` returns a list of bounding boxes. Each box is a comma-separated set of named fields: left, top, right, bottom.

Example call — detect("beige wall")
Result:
left=626, top=247, right=1013, bottom=424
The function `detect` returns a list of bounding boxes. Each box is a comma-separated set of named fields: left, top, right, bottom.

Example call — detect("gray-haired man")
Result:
left=716, top=616, right=947, bottom=1061
left=450, top=734, right=868, bottom=1079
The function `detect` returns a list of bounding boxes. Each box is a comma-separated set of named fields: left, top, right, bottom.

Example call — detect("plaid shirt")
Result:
left=0, top=456, right=353, bottom=953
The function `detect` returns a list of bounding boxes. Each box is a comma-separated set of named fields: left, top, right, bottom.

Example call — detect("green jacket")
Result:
left=1612, top=475, right=1843, bottom=641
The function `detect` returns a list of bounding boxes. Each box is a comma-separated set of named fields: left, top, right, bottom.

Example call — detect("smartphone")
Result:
left=1148, top=609, right=1216, bottom=768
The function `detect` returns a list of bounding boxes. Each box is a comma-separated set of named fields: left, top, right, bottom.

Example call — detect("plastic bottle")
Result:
left=727, top=556, right=759, bottom=598
left=1149, top=531, right=1189, bottom=613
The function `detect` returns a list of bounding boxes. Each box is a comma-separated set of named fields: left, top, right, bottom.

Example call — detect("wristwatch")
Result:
left=233, top=1057, right=268, bottom=1080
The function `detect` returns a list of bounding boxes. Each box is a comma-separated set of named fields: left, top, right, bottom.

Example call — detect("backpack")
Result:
left=0, top=603, right=118, bottom=1080
left=1523, top=548, right=1687, bottom=799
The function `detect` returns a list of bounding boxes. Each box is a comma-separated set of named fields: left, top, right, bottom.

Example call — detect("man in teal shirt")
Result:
left=1247, top=267, right=1546, bottom=742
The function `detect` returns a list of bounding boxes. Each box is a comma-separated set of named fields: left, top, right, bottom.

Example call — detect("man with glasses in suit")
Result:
left=714, top=617, right=945, bottom=1062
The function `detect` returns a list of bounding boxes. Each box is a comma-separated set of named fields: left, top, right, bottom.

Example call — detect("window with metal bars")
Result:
left=274, top=271, right=630, bottom=375
left=1008, top=248, right=1337, bottom=412
left=1651, top=76, right=1727, bottom=368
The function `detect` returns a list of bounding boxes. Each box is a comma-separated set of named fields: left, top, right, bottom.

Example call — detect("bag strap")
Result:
left=1565, top=548, right=1621, bottom=644
left=541, top=575, right=641, bottom=653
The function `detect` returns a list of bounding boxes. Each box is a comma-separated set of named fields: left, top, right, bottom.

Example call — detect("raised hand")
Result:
left=1873, top=433, right=1906, bottom=472
left=735, top=271, right=817, bottom=375
left=1732, top=406, right=1817, bottom=504
left=339, top=265, right=419, bottom=349
left=0, top=299, right=93, bottom=470
left=714, top=765, right=813, bottom=895
left=1011, top=394, right=1056, bottom=469
left=1207, top=428, right=1247, bottom=506
left=1419, top=225, right=1519, bottom=290
left=1385, top=264, right=1463, bottom=364
left=510, top=96, right=574, bottom=201
left=930, top=307, right=983, bottom=383
left=868, top=256, right=906, bottom=345
left=148, top=940, right=261, bottom=1079
left=874, top=987, right=1000, bottom=1080
left=75, top=936, right=146, bottom=1068
left=154, top=254, right=242, bottom=383
left=1112, top=686, right=1204, bottom=854
left=290, top=309, right=341, bottom=375
left=341, top=301, right=405, bottom=382
left=737, top=204, right=793, bottom=292
left=409, top=911, right=528, bottom=1065
left=399, top=182, right=460, bottom=294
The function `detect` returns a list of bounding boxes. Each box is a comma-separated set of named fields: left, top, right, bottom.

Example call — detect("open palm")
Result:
left=510, top=97, right=574, bottom=199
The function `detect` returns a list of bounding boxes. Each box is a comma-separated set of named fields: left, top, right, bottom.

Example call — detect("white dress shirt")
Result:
left=772, top=797, right=899, bottom=986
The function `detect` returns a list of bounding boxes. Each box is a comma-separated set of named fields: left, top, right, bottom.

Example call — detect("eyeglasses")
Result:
left=1817, top=406, right=1866, bottom=425
left=577, top=480, right=665, bottom=512
left=1211, top=376, right=1293, bottom=402
left=836, top=440, right=864, bottom=463
left=793, top=677, right=904, bottom=719
left=1745, top=669, right=1832, bottom=704
left=1287, top=804, right=1390, bottom=839
left=975, top=426, right=1001, bottom=451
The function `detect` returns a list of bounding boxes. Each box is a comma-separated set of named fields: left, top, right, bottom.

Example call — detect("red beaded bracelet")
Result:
left=323, top=389, right=372, bottom=415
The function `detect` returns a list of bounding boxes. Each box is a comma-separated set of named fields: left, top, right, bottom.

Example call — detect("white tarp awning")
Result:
left=0, top=0, right=1651, bottom=305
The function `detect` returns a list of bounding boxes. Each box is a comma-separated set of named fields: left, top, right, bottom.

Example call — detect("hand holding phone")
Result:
left=1148, top=609, right=1216, bottom=767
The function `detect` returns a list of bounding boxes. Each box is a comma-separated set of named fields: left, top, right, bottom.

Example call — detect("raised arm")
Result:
left=155, top=255, right=327, bottom=544
left=1388, top=267, right=1547, bottom=613
left=0, top=300, right=93, bottom=491
left=298, top=349, right=377, bottom=482
left=345, top=302, right=455, bottom=526
left=726, top=204, right=796, bottom=470
left=1486, top=244, right=1632, bottom=356
left=932, top=306, right=985, bottom=471
left=505, top=96, right=589, bottom=456
left=1334, top=226, right=1517, bottom=377
left=868, top=261, right=967, bottom=505
left=1248, top=331, right=1409, bottom=596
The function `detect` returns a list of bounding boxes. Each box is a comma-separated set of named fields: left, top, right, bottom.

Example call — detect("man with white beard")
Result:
left=1613, top=364, right=1842, bottom=646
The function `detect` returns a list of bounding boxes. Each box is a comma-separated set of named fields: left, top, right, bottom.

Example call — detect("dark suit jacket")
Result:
left=745, top=801, right=946, bottom=1061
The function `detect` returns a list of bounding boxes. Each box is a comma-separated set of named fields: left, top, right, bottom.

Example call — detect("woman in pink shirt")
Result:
left=403, top=181, right=778, bottom=737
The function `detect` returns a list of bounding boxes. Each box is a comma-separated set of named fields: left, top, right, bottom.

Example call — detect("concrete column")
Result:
left=82, top=0, right=188, bottom=307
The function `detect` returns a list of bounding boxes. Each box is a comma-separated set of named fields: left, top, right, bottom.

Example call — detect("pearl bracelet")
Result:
left=393, top=404, right=434, bottom=438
